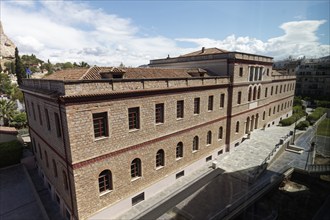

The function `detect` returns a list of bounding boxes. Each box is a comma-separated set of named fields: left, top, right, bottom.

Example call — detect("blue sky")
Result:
left=1, top=0, right=329, bottom=66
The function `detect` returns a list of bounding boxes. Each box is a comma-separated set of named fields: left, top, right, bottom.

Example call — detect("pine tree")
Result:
left=15, top=48, right=26, bottom=85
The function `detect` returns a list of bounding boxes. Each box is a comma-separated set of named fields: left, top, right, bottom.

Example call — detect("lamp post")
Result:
left=293, top=115, right=298, bottom=144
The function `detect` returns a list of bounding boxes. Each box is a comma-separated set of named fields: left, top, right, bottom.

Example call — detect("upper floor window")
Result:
left=37, top=105, right=43, bottom=125
left=98, top=170, right=112, bottom=193
left=54, top=113, right=62, bottom=138
left=271, top=86, right=273, bottom=95
left=52, top=159, right=58, bottom=177
left=220, top=94, right=225, bottom=108
left=31, top=102, right=36, bottom=120
left=248, top=87, right=252, bottom=101
left=253, top=87, right=257, bottom=100
left=239, top=67, right=243, bottom=77
left=62, top=170, right=69, bottom=191
left=176, top=142, right=183, bottom=159
left=128, top=107, right=140, bottom=130
left=131, top=158, right=142, bottom=179
left=176, top=100, right=184, bottom=119
left=156, top=149, right=165, bottom=168
left=26, top=101, right=31, bottom=116
left=207, top=131, right=212, bottom=145
left=208, top=96, right=214, bottom=111
left=257, top=87, right=261, bottom=99
left=45, top=108, right=51, bottom=131
left=249, top=67, right=254, bottom=81
left=235, top=121, right=240, bottom=133
left=194, top=98, right=200, bottom=114
left=237, top=91, right=242, bottom=104
left=155, top=103, right=164, bottom=124
left=280, top=85, right=282, bottom=93
left=263, top=111, right=266, bottom=120
left=275, top=85, right=278, bottom=94
left=44, top=151, right=49, bottom=168
left=265, top=87, right=268, bottom=98
left=218, top=126, right=223, bottom=139
left=93, top=112, right=108, bottom=138
left=192, top=136, right=199, bottom=151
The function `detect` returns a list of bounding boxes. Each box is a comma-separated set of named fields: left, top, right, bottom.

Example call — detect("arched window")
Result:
left=257, top=86, right=261, bottom=99
left=62, top=170, right=69, bottom=191
left=207, top=131, right=212, bottom=145
left=156, top=149, right=165, bottom=167
left=193, top=136, right=199, bottom=151
left=248, top=87, right=252, bottom=101
left=235, top=121, right=240, bottom=133
left=218, top=127, right=223, bottom=139
left=131, top=158, right=142, bottom=178
left=253, top=87, right=257, bottom=100
left=263, top=111, right=266, bottom=120
left=98, top=170, right=112, bottom=193
left=176, top=142, right=183, bottom=158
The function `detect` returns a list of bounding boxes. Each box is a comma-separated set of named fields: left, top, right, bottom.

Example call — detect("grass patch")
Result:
left=317, top=118, right=330, bottom=137
left=0, top=140, right=23, bottom=168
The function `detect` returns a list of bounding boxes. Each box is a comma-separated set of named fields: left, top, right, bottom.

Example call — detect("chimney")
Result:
left=201, top=47, right=205, bottom=53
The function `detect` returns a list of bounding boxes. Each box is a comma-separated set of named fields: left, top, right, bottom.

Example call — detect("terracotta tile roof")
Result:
left=43, top=68, right=89, bottom=80
left=180, top=47, right=229, bottom=57
left=42, top=67, right=210, bottom=81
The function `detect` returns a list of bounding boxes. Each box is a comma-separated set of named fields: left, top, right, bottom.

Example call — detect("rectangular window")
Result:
left=194, top=98, right=200, bottom=114
left=220, top=94, right=225, bottom=108
left=45, top=108, right=51, bottom=131
left=218, top=149, right=223, bottom=155
left=128, top=107, right=140, bottom=130
left=206, top=155, right=212, bottom=162
left=176, top=171, right=185, bottom=179
left=37, top=105, right=43, bottom=125
left=93, top=112, right=108, bottom=138
left=208, top=96, right=214, bottom=111
left=132, top=192, right=145, bottom=206
left=155, top=103, right=164, bottom=124
left=32, top=102, right=36, bottom=120
left=239, top=67, right=243, bottom=77
left=237, top=92, right=241, bottom=104
left=176, top=100, right=184, bottom=119
left=54, top=113, right=62, bottom=138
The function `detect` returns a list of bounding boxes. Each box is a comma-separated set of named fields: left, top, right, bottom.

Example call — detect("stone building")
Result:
left=20, top=48, right=296, bottom=220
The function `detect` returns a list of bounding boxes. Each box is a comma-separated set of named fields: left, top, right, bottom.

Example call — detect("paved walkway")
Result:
left=0, top=164, right=46, bottom=220
left=118, top=122, right=307, bottom=220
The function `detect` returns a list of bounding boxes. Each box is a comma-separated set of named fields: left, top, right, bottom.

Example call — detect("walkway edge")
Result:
left=23, top=164, right=50, bottom=220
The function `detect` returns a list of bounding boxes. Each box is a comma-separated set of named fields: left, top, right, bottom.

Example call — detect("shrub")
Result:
left=0, top=141, right=23, bottom=168
left=280, top=113, right=303, bottom=126
left=307, top=107, right=326, bottom=124
left=295, top=120, right=310, bottom=130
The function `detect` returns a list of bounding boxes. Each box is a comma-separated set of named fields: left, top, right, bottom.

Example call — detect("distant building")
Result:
left=273, top=56, right=330, bottom=100
left=21, top=48, right=295, bottom=220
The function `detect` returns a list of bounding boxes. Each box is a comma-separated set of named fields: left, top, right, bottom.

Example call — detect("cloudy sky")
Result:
left=1, top=0, right=329, bottom=67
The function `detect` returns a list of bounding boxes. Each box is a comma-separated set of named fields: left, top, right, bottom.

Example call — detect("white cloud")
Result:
left=177, top=20, right=330, bottom=60
left=1, top=1, right=329, bottom=67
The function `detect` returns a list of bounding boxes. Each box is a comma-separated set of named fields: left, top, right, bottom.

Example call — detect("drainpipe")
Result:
left=58, top=100, right=76, bottom=220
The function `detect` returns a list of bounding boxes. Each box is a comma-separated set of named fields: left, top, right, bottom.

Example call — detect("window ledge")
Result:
left=131, top=176, right=141, bottom=182
left=155, top=166, right=164, bottom=170
left=155, top=122, right=164, bottom=125
left=94, top=136, right=109, bottom=142
left=129, top=128, right=140, bottom=133
left=176, top=118, right=183, bottom=121
left=192, top=150, right=198, bottom=153
left=176, top=157, right=182, bottom=161
left=99, top=190, right=112, bottom=197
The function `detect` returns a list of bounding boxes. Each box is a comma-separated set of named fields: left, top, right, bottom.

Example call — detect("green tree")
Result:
left=10, top=111, right=27, bottom=129
left=0, top=99, right=16, bottom=126
left=0, top=73, right=13, bottom=95
left=63, top=62, right=73, bottom=69
left=10, top=85, right=23, bottom=102
left=15, top=48, right=26, bottom=85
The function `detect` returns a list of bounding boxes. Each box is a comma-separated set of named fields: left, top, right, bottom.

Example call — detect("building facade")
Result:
left=21, top=48, right=296, bottom=220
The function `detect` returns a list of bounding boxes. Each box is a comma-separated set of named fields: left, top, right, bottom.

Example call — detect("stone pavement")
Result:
left=118, top=122, right=306, bottom=220
left=0, top=164, right=47, bottom=220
